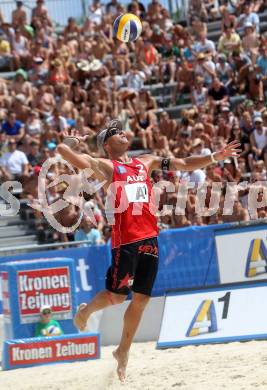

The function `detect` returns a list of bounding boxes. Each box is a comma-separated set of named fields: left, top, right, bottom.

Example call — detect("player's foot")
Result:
left=73, top=303, right=88, bottom=331
left=112, top=348, right=129, bottom=382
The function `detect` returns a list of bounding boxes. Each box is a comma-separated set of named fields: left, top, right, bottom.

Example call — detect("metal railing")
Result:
left=0, top=0, right=84, bottom=26
left=0, top=239, right=105, bottom=255
left=0, top=0, right=187, bottom=27
left=0, top=218, right=266, bottom=257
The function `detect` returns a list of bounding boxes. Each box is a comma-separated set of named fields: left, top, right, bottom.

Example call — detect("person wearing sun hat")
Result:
left=34, top=305, right=64, bottom=337
left=0, top=31, right=11, bottom=70
left=195, top=50, right=216, bottom=86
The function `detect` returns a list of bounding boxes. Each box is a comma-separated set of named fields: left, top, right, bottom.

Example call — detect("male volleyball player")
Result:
left=57, top=120, right=240, bottom=382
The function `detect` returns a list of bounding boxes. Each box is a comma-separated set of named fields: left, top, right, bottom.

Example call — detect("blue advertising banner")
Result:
left=2, top=258, right=77, bottom=339
left=2, top=332, right=100, bottom=370
left=0, top=245, right=111, bottom=315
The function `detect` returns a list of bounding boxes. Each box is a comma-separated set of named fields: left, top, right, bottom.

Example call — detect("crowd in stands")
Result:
left=0, top=0, right=266, bottom=245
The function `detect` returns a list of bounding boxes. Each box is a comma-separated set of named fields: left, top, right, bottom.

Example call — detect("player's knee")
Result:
left=109, top=292, right=127, bottom=305
left=132, top=293, right=150, bottom=310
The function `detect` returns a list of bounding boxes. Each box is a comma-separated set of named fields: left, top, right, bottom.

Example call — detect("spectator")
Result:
left=247, top=65, right=264, bottom=100
left=256, top=45, right=267, bottom=78
left=232, top=50, right=252, bottom=92
left=88, top=0, right=103, bottom=25
left=124, top=64, right=146, bottom=93
left=191, top=137, right=211, bottom=156
left=12, top=1, right=27, bottom=28
left=150, top=124, right=170, bottom=155
left=33, top=84, right=56, bottom=117
left=208, top=78, right=229, bottom=113
left=191, top=76, right=208, bottom=107
left=32, top=0, right=52, bottom=25
left=28, top=56, right=48, bottom=87
left=12, top=69, right=33, bottom=104
left=0, top=138, right=29, bottom=180
left=25, top=111, right=42, bottom=140
left=0, top=32, right=12, bottom=71
left=193, top=31, right=216, bottom=57
left=106, top=0, right=120, bottom=15
left=127, top=0, right=146, bottom=18
left=220, top=5, right=237, bottom=32
left=1, top=111, right=25, bottom=140
left=46, top=108, right=68, bottom=133
left=11, top=28, right=31, bottom=69
left=195, top=52, right=216, bottom=86
left=242, top=22, right=260, bottom=64
left=218, top=27, right=241, bottom=56
left=222, top=199, right=250, bottom=222
left=188, top=0, right=209, bottom=23
left=249, top=116, right=267, bottom=167
left=222, top=158, right=242, bottom=182
left=35, top=305, right=63, bottom=337
left=173, top=60, right=194, bottom=104
left=215, top=53, right=233, bottom=87
left=158, top=111, right=177, bottom=140
left=74, top=215, right=102, bottom=246
left=27, top=141, right=41, bottom=167
left=237, top=2, right=260, bottom=33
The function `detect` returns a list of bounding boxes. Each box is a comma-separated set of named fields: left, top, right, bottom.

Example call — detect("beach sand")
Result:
left=1, top=340, right=267, bottom=390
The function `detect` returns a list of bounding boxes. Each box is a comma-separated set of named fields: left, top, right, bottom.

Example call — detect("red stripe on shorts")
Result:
left=112, top=246, right=121, bottom=290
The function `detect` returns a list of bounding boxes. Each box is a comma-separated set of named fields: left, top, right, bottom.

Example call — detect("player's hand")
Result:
left=214, top=140, right=242, bottom=161
left=62, top=129, right=89, bottom=143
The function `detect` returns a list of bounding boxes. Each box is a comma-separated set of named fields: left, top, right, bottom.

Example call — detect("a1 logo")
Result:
left=186, top=292, right=231, bottom=337
left=245, top=239, right=267, bottom=278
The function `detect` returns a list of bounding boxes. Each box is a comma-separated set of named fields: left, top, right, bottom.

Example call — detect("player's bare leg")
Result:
left=74, top=290, right=126, bottom=331
left=113, top=292, right=150, bottom=382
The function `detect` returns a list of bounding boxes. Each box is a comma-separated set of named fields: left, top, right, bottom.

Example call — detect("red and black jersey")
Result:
left=109, top=158, right=158, bottom=248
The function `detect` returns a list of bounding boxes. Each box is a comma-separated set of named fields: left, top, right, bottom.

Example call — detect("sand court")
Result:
left=1, top=340, right=267, bottom=390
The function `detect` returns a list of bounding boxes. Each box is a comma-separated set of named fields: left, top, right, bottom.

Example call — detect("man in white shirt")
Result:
left=0, top=138, right=29, bottom=180
left=124, top=65, right=146, bottom=92
left=193, top=31, right=216, bottom=57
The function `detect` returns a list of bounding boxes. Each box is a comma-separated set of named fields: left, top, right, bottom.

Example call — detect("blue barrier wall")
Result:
left=0, top=223, right=235, bottom=314
left=155, top=224, right=222, bottom=292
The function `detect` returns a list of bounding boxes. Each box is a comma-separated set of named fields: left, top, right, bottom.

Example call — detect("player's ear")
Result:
left=103, top=142, right=109, bottom=156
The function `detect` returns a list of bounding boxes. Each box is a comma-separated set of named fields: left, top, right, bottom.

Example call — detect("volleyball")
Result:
left=113, top=13, right=142, bottom=42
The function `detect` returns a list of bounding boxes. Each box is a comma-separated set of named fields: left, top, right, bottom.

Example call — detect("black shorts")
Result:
left=106, top=237, right=159, bottom=297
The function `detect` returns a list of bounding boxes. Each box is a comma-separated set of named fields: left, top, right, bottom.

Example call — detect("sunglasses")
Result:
left=42, top=310, right=51, bottom=315
left=104, top=128, right=123, bottom=142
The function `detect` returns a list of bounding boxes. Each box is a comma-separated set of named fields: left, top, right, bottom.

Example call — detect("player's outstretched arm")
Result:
left=141, top=140, right=241, bottom=173
left=57, top=129, right=113, bottom=183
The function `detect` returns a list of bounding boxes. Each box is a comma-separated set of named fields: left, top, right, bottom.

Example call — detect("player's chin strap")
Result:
left=161, top=158, right=170, bottom=172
